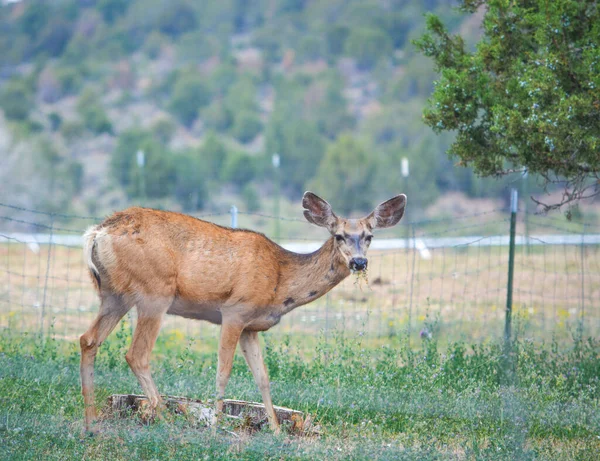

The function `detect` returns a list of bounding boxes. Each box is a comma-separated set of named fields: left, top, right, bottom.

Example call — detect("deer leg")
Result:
left=80, top=294, right=132, bottom=433
left=239, top=330, right=280, bottom=433
left=125, top=300, right=170, bottom=418
left=214, top=322, right=244, bottom=424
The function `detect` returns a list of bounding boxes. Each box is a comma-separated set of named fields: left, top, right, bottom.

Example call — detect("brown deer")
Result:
left=80, top=191, right=406, bottom=433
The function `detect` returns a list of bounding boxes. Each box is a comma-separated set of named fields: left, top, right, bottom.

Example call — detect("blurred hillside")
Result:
left=0, top=0, right=545, bottom=221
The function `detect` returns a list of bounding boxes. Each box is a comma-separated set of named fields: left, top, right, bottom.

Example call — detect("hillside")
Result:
left=0, top=0, right=516, bottom=220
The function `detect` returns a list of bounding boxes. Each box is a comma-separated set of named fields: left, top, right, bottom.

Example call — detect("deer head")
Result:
left=302, top=191, right=407, bottom=272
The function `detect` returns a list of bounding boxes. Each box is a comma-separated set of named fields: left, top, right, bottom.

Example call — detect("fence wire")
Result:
left=0, top=203, right=598, bottom=348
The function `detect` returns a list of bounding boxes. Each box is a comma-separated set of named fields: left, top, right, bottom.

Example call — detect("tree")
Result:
left=168, top=72, right=210, bottom=127
left=76, top=89, right=113, bottom=135
left=97, top=0, right=130, bottom=24
left=0, top=79, right=33, bottom=121
left=344, top=27, right=393, bottom=70
left=173, top=151, right=208, bottom=211
left=309, top=134, right=378, bottom=214
left=231, top=110, right=262, bottom=143
left=415, top=1, right=600, bottom=211
left=265, top=117, right=325, bottom=195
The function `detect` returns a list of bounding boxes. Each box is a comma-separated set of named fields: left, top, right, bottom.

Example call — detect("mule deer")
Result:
left=80, top=192, right=406, bottom=432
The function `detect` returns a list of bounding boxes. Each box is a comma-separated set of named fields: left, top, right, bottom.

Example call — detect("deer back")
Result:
left=85, top=207, right=283, bottom=307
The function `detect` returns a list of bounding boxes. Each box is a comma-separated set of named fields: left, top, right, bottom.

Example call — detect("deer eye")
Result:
left=365, top=235, right=373, bottom=243
left=335, top=234, right=345, bottom=243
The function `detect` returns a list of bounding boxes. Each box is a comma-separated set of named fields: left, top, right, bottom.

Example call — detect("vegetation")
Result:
left=0, top=0, right=541, bottom=218
left=0, top=329, right=599, bottom=459
left=415, top=0, right=600, bottom=211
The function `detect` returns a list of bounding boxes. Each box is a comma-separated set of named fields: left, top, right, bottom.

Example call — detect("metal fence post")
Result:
left=408, top=224, right=416, bottom=347
left=40, top=213, right=55, bottom=338
left=230, top=205, right=238, bottom=229
left=505, top=189, right=518, bottom=345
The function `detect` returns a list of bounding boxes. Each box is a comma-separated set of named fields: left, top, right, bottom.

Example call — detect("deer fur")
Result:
left=80, top=192, right=406, bottom=433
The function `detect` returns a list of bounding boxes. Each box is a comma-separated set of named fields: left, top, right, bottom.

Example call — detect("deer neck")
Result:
left=276, top=237, right=350, bottom=311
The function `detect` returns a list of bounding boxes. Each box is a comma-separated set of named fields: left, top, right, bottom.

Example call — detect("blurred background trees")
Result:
left=0, top=0, right=591, bottom=221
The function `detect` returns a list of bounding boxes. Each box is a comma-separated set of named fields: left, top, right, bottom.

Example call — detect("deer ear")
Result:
left=365, top=194, right=407, bottom=229
left=302, top=191, right=338, bottom=231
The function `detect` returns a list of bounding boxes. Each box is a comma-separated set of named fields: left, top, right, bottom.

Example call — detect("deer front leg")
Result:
left=239, top=330, right=280, bottom=433
left=214, top=322, right=244, bottom=425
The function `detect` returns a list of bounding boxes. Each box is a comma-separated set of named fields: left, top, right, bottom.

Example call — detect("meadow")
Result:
left=1, top=210, right=599, bottom=459
left=1, top=327, right=599, bottom=460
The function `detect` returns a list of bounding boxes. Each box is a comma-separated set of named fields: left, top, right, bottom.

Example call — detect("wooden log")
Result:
left=103, top=394, right=316, bottom=434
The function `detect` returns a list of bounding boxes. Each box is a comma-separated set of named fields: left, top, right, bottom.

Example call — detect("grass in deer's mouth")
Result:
left=352, top=268, right=369, bottom=290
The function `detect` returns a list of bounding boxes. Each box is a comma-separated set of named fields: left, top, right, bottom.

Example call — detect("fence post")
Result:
left=505, top=189, right=518, bottom=346
left=579, top=229, right=585, bottom=340
left=407, top=224, right=416, bottom=347
left=230, top=205, right=238, bottom=229
left=40, top=214, right=55, bottom=339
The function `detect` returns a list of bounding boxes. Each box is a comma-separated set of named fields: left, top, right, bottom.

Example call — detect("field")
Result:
left=1, top=236, right=599, bottom=347
left=1, top=329, right=600, bottom=460
left=1, top=210, right=600, bottom=459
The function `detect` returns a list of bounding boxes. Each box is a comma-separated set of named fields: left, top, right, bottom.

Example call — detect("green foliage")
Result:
left=76, top=89, right=113, bottom=135
left=143, top=30, right=168, bottom=59
left=231, top=110, right=262, bottom=143
left=241, top=183, right=261, bottom=212
left=415, top=1, right=600, bottom=209
left=344, top=27, right=393, bottom=70
left=54, top=66, right=84, bottom=96
left=266, top=117, right=325, bottom=195
left=111, top=128, right=151, bottom=188
left=198, top=131, right=227, bottom=180
left=172, top=150, right=208, bottom=210
left=110, top=128, right=175, bottom=198
left=97, top=0, right=130, bottom=24
left=60, top=120, right=86, bottom=142
left=168, top=71, right=211, bottom=127
left=48, top=112, right=62, bottom=132
left=34, top=17, right=73, bottom=57
left=152, top=117, right=177, bottom=145
left=19, top=2, right=50, bottom=39
left=202, top=101, right=233, bottom=132
left=0, top=79, right=33, bottom=121
left=326, top=25, right=350, bottom=57
left=222, top=151, right=256, bottom=187
left=67, top=160, right=84, bottom=195
left=314, top=76, right=356, bottom=139
left=158, top=1, right=198, bottom=37
left=224, top=75, right=259, bottom=113
left=297, top=35, right=325, bottom=62
left=310, top=134, right=378, bottom=214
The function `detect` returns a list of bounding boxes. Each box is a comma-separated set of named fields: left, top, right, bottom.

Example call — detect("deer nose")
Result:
left=350, top=257, right=368, bottom=272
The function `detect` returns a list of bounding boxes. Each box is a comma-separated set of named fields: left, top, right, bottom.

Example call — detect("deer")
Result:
left=80, top=191, right=406, bottom=433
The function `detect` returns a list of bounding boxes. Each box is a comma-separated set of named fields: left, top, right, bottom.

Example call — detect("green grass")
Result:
left=1, top=328, right=599, bottom=460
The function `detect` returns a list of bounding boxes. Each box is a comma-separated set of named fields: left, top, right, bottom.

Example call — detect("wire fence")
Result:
left=0, top=198, right=598, bottom=349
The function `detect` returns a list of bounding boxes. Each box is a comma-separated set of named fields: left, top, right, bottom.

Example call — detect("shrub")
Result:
left=231, top=111, right=262, bottom=143
left=48, top=112, right=62, bottom=131
left=344, top=27, right=392, bottom=70
left=222, top=151, right=256, bottom=186
left=242, top=183, right=260, bottom=212
left=76, top=89, right=113, bottom=134
left=0, top=79, right=33, bottom=121
left=173, top=151, right=208, bottom=211
left=168, top=73, right=210, bottom=127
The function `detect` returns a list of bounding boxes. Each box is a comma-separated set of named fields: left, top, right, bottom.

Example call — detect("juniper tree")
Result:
left=415, top=0, right=600, bottom=210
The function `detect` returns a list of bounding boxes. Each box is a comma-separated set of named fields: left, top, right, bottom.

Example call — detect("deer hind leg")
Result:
left=239, top=330, right=280, bottom=433
left=125, top=297, right=171, bottom=419
left=80, top=293, right=132, bottom=433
